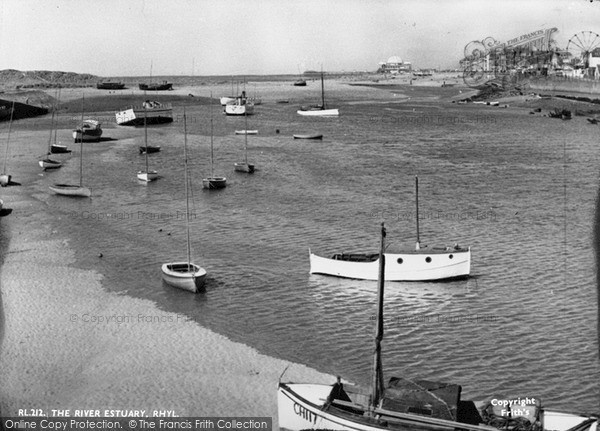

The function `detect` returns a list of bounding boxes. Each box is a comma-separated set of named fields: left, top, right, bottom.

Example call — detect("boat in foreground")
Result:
left=161, top=109, right=207, bottom=293
left=279, top=223, right=598, bottom=431
left=72, top=119, right=103, bottom=142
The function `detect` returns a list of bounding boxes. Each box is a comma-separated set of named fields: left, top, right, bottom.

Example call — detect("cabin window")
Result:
left=425, top=257, right=432, bottom=263
left=397, top=258, right=403, bottom=264
left=449, top=254, right=453, bottom=259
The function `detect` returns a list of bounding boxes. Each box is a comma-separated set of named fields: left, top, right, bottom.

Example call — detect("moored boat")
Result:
left=72, top=119, right=102, bottom=142
left=309, top=177, right=471, bottom=281
left=234, top=130, right=258, bottom=135
left=138, top=145, right=161, bottom=154
left=293, top=79, right=307, bottom=86
left=297, top=71, right=338, bottom=117
left=48, top=183, right=91, bottom=197
left=161, top=108, right=207, bottom=293
left=293, top=133, right=323, bottom=140
left=138, top=81, right=173, bottom=91
left=234, top=108, right=255, bottom=173
left=137, top=105, right=159, bottom=182
left=50, top=144, right=71, bottom=154
left=50, top=96, right=91, bottom=198
left=96, top=81, right=125, bottom=90
left=116, top=101, right=173, bottom=126
left=161, top=263, right=206, bottom=293
left=0, top=199, right=12, bottom=217
left=224, top=91, right=254, bottom=116
left=279, top=223, right=598, bottom=431
left=39, top=90, right=62, bottom=171
left=203, top=93, right=226, bottom=190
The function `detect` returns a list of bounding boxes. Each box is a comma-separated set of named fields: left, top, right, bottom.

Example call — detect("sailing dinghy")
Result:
left=161, top=109, right=207, bottom=293
left=297, top=71, right=339, bottom=116
left=279, top=223, right=598, bottom=431
left=234, top=108, right=255, bottom=173
left=49, top=96, right=91, bottom=197
left=203, top=93, right=226, bottom=190
left=137, top=106, right=159, bottom=182
left=39, top=90, right=62, bottom=171
left=309, top=177, right=470, bottom=281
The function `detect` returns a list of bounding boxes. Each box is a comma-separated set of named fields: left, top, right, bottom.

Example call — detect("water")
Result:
left=31, top=80, right=600, bottom=412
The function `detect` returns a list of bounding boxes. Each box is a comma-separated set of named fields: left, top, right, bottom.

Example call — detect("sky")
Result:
left=1, top=0, right=600, bottom=77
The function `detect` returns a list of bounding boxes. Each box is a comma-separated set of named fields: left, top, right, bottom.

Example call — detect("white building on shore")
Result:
left=378, top=56, right=412, bottom=74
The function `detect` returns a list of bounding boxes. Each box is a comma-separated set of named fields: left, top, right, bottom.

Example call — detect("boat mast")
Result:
left=144, top=102, right=149, bottom=173
left=53, top=88, right=61, bottom=151
left=371, top=222, right=386, bottom=409
left=210, top=92, right=215, bottom=178
left=415, top=176, right=420, bottom=250
left=79, top=95, right=85, bottom=187
left=47, top=94, right=57, bottom=155
left=3, top=100, right=15, bottom=174
left=183, top=108, right=192, bottom=271
left=320, top=70, right=325, bottom=109
left=244, top=110, right=248, bottom=165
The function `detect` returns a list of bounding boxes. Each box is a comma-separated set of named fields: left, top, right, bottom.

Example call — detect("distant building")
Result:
left=378, top=56, right=412, bottom=74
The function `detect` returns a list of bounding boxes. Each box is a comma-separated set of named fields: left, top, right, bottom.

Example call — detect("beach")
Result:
left=0, top=84, right=336, bottom=422
left=1, top=73, right=599, bottom=423
left=0, top=187, right=333, bottom=420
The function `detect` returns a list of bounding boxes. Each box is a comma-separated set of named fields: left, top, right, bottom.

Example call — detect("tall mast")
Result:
left=47, top=92, right=57, bottom=154
left=183, top=108, right=192, bottom=270
left=3, top=100, right=15, bottom=173
left=210, top=92, right=214, bottom=177
left=53, top=88, right=61, bottom=149
left=79, top=95, right=85, bottom=187
left=321, top=70, right=325, bottom=109
left=371, top=222, right=386, bottom=409
left=244, top=110, right=248, bottom=165
left=415, top=176, right=420, bottom=250
left=144, top=98, right=149, bottom=173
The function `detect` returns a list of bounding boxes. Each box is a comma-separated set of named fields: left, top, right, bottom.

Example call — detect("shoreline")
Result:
left=0, top=113, right=334, bottom=422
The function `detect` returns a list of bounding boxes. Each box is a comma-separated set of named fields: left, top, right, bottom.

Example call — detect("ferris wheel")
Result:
left=566, top=31, right=600, bottom=68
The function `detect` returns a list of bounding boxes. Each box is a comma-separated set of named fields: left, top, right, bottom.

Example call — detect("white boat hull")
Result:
left=297, top=108, right=339, bottom=116
left=225, top=103, right=254, bottom=116
left=0, top=174, right=11, bottom=186
left=235, top=130, right=258, bottom=135
left=309, top=247, right=471, bottom=281
left=39, top=159, right=62, bottom=170
left=137, top=170, right=159, bottom=182
left=115, top=105, right=173, bottom=126
left=161, top=262, right=207, bottom=293
left=202, top=177, right=227, bottom=189
left=278, top=383, right=598, bottom=431
left=220, top=96, right=236, bottom=106
left=49, top=184, right=91, bottom=197
left=234, top=162, right=255, bottom=173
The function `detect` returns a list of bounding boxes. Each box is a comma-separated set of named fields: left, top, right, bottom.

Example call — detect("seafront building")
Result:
left=378, top=56, right=412, bottom=74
